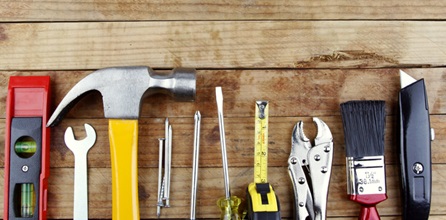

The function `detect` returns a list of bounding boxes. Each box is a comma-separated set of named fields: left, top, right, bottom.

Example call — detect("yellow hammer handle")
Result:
left=109, top=119, right=140, bottom=220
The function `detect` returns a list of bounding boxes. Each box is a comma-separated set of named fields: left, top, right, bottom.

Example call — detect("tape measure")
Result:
left=254, top=100, right=269, bottom=183
left=245, top=101, right=281, bottom=220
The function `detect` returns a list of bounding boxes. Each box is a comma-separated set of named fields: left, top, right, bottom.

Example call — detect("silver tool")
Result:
left=190, top=111, right=201, bottom=220
left=216, top=87, right=231, bottom=200
left=157, top=119, right=173, bottom=217
left=157, top=138, right=165, bottom=218
left=64, top=124, right=97, bottom=220
left=288, top=118, right=333, bottom=220
left=215, top=87, right=241, bottom=220
left=165, top=123, right=172, bottom=207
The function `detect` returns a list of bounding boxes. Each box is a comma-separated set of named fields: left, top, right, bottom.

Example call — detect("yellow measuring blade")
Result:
left=254, top=101, right=269, bottom=183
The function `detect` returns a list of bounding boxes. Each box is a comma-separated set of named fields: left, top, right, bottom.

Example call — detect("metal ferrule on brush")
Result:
left=346, top=155, right=386, bottom=195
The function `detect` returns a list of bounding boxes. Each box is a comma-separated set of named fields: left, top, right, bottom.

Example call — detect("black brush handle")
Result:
left=399, top=79, right=432, bottom=220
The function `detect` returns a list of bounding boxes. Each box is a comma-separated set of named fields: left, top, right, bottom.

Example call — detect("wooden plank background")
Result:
left=1, top=1, right=445, bottom=219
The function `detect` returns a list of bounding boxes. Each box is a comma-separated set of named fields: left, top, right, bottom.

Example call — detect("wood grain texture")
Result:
left=2, top=1, right=446, bottom=219
left=1, top=68, right=444, bottom=219
left=1, top=1, right=446, bottom=22
left=1, top=114, right=445, bottom=169
left=1, top=69, right=445, bottom=117
left=1, top=165, right=445, bottom=219
left=1, top=21, right=446, bottom=70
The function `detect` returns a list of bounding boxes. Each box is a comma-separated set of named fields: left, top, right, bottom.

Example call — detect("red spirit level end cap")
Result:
left=8, top=76, right=51, bottom=117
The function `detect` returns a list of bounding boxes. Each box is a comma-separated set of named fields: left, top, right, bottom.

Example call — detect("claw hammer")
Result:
left=47, top=66, right=196, bottom=220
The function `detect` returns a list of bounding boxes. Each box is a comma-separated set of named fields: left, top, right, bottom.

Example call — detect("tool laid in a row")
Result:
left=399, top=70, right=434, bottom=220
left=156, top=112, right=202, bottom=219
left=215, top=87, right=241, bottom=220
left=288, top=117, right=333, bottom=220
left=4, top=76, right=51, bottom=220
left=4, top=69, right=435, bottom=220
left=245, top=101, right=281, bottom=220
left=190, top=111, right=202, bottom=220
left=341, top=100, right=387, bottom=220
left=157, top=118, right=173, bottom=217
left=64, top=124, right=97, bottom=220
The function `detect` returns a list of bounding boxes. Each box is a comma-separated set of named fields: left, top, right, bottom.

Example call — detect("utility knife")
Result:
left=398, top=70, right=434, bottom=220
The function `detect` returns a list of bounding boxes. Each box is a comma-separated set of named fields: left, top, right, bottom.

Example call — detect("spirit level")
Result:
left=4, top=76, right=51, bottom=220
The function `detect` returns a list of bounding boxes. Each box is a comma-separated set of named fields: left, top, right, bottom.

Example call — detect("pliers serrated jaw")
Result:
left=288, top=117, right=333, bottom=220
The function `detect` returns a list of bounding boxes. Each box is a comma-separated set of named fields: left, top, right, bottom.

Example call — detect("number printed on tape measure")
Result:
left=254, top=101, right=269, bottom=183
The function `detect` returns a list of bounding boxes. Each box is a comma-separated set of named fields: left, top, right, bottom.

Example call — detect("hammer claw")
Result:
left=47, top=66, right=196, bottom=126
left=46, top=66, right=196, bottom=220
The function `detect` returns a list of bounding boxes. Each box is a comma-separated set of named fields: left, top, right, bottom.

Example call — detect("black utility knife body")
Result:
left=398, top=70, right=434, bottom=220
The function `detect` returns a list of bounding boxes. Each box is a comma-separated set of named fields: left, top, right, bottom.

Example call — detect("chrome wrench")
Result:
left=64, top=124, right=97, bottom=220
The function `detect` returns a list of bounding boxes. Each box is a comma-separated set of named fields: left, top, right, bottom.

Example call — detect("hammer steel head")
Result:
left=47, top=66, right=196, bottom=126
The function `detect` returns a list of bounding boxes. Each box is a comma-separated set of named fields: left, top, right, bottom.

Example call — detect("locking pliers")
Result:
left=288, top=117, right=333, bottom=220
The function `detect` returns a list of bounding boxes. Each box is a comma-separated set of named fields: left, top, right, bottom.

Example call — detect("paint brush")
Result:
left=341, top=100, right=387, bottom=220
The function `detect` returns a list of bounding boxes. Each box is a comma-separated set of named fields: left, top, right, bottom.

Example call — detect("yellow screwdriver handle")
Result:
left=109, top=119, right=140, bottom=220
left=217, top=196, right=241, bottom=220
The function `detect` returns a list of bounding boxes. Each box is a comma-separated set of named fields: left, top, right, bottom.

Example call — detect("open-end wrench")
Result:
left=64, top=124, right=97, bottom=220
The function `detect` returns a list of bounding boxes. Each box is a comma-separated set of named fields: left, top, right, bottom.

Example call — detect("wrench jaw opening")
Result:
left=64, top=124, right=97, bottom=153
left=63, top=123, right=97, bottom=220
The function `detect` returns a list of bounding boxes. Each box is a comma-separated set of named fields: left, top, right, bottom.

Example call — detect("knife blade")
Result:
left=398, top=70, right=434, bottom=220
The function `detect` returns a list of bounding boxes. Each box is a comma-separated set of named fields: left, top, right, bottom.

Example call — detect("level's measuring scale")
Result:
left=254, top=101, right=269, bottom=184
left=245, top=100, right=281, bottom=220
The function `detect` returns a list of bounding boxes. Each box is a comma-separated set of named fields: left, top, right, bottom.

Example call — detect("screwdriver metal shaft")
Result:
left=190, top=111, right=201, bottom=220
left=216, top=87, right=241, bottom=220
left=216, top=87, right=231, bottom=199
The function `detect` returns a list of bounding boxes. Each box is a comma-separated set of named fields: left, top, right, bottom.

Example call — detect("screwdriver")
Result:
left=215, top=87, right=241, bottom=220
left=245, top=101, right=281, bottom=220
